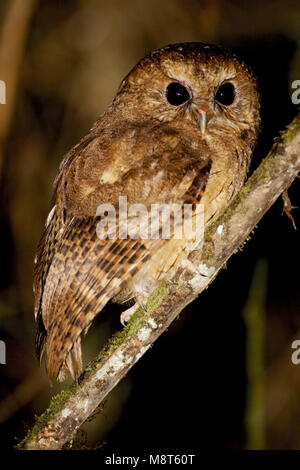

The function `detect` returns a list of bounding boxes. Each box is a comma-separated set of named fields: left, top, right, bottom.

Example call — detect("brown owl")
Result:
left=34, top=42, right=260, bottom=381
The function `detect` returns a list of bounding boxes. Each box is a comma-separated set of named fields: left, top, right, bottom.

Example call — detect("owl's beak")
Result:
left=194, top=105, right=209, bottom=136
left=197, top=110, right=207, bottom=135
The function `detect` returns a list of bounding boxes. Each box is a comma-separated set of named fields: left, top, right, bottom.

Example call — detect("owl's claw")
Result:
left=120, top=298, right=148, bottom=326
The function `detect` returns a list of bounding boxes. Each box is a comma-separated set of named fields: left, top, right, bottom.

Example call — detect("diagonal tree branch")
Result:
left=18, top=111, right=300, bottom=450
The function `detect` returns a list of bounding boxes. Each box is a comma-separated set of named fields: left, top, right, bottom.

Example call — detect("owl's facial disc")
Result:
left=163, top=73, right=238, bottom=136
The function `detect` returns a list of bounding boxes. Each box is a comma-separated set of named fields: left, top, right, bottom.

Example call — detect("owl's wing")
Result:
left=36, top=156, right=211, bottom=381
left=33, top=200, right=66, bottom=361
left=42, top=215, right=165, bottom=380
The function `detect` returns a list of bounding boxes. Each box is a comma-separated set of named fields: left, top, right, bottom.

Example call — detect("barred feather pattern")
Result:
left=35, top=160, right=210, bottom=381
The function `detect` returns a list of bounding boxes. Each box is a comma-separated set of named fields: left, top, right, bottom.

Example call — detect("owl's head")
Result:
left=114, top=42, right=260, bottom=149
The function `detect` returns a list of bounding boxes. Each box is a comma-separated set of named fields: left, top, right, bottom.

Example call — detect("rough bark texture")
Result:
left=19, top=112, right=300, bottom=450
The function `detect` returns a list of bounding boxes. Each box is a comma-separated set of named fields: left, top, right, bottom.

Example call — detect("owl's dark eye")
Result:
left=166, top=82, right=190, bottom=106
left=215, top=82, right=235, bottom=106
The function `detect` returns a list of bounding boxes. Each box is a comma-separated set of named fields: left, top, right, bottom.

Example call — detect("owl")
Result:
left=34, top=42, right=260, bottom=381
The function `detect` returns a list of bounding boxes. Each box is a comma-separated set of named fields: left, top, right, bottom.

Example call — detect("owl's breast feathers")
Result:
left=34, top=125, right=218, bottom=381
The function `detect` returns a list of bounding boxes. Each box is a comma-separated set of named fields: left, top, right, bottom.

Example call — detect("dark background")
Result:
left=0, top=0, right=299, bottom=451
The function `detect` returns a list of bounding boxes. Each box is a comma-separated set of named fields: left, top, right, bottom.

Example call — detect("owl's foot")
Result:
left=120, top=303, right=140, bottom=326
left=120, top=297, right=148, bottom=326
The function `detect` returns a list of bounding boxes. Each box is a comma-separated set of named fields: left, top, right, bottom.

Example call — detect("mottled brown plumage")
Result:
left=34, top=42, right=260, bottom=381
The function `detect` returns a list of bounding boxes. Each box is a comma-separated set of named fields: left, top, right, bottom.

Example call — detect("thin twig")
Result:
left=0, top=0, right=37, bottom=176
left=18, top=112, right=300, bottom=450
